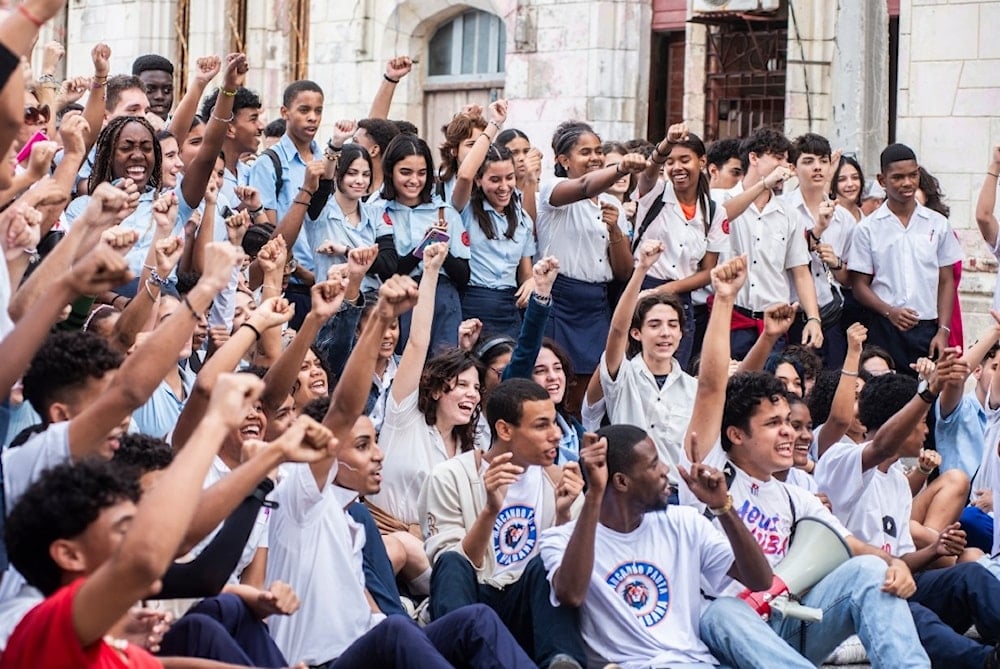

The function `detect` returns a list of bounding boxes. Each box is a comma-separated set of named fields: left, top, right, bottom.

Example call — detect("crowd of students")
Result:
left=4, top=3, right=1000, bottom=668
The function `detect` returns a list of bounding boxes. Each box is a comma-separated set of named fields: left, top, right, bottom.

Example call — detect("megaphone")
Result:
left=739, top=516, right=852, bottom=623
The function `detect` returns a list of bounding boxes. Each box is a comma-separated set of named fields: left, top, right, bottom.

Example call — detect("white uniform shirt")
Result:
left=539, top=507, right=734, bottom=669
left=814, top=442, right=915, bottom=556
left=991, top=234, right=1000, bottom=313
left=267, top=463, right=378, bottom=665
left=633, top=180, right=730, bottom=282
left=537, top=179, right=627, bottom=283
left=784, top=467, right=818, bottom=493
left=781, top=188, right=856, bottom=307
left=684, top=441, right=850, bottom=598
left=848, top=202, right=963, bottom=320
left=489, top=463, right=546, bottom=580
left=366, top=390, right=450, bottom=526
left=727, top=189, right=810, bottom=312
left=599, top=353, right=696, bottom=479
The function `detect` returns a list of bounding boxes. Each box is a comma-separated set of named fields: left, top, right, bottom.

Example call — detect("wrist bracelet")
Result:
left=299, top=186, right=316, bottom=196
left=840, top=368, right=859, bottom=377
left=221, top=87, right=238, bottom=97
left=38, top=73, right=56, bottom=84
left=917, top=464, right=936, bottom=476
left=210, top=111, right=235, bottom=124
left=938, top=324, right=951, bottom=334
left=533, top=292, right=552, bottom=305
left=383, top=73, right=400, bottom=84
left=292, top=199, right=310, bottom=207
left=806, top=316, right=821, bottom=325
left=249, top=205, right=264, bottom=215
left=143, top=279, right=158, bottom=301
left=181, top=295, right=200, bottom=319
left=488, top=120, right=501, bottom=130
left=148, top=268, right=169, bottom=287
left=709, top=494, right=734, bottom=516
left=988, top=172, right=1000, bottom=179
left=241, top=321, right=262, bottom=341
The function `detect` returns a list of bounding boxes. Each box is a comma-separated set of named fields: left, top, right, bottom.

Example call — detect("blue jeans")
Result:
left=910, top=562, right=1000, bottom=668
left=701, top=598, right=816, bottom=668
left=430, top=552, right=585, bottom=667
left=770, top=555, right=929, bottom=668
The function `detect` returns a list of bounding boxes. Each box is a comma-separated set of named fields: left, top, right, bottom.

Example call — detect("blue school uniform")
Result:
left=460, top=200, right=535, bottom=338
left=306, top=198, right=387, bottom=293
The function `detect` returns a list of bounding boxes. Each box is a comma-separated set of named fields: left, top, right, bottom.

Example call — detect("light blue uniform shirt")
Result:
left=935, top=393, right=988, bottom=479
left=306, top=197, right=389, bottom=293
left=65, top=189, right=176, bottom=276
left=132, top=365, right=195, bottom=440
left=461, top=200, right=535, bottom=288
left=248, top=134, right=321, bottom=272
left=383, top=197, right=470, bottom=277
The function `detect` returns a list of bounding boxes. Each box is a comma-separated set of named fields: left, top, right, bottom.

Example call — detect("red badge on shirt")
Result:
left=461, top=230, right=470, bottom=247
left=721, top=218, right=730, bottom=235
left=383, top=211, right=393, bottom=227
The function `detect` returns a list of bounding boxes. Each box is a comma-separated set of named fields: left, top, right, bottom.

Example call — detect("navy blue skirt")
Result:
left=462, top=285, right=521, bottom=339
left=545, top=275, right=610, bottom=375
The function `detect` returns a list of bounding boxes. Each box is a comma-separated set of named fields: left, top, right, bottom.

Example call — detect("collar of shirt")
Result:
left=275, top=133, right=320, bottom=166
left=332, top=483, right=360, bottom=510
left=872, top=200, right=933, bottom=225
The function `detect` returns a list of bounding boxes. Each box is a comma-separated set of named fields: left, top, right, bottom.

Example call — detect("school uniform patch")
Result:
left=606, top=561, right=671, bottom=627
left=492, top=505, right=538, bottom=566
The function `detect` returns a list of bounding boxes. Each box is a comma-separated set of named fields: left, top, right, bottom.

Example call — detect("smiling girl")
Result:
left=450, top=100, right=535, bottom=339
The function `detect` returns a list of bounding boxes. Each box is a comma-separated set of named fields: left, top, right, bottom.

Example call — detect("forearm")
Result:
left=850, top=273, right=892, bottom=315
left=718, top=509, right=772, bottom=591
left=368, top=79, right=397, bottom=119
left=110, top=276, right=159, bottom=353
left=273, top=201, right=308, bottom=250
left=867, top=396, right=932, bottom=467
left=722, top=178, right=769, bottom=221
left=261, top=313, right=323, bottom=413
left=900, top=547, right=936, bottom=573
left=9, top=222, right=90, bottom=320
left=326, top=312, right=395, bottom=440
left=0, top=278, right=77, bottom=401
left=737, top=333, right=780, bottom=373
left=906, top=469, right=929, bottom=497
left=606, top=265, right=646, bottom=376
left=549, top=166, right=622, bottom=207
left=460, top=507, right=499, bottom=568
left=520, top=178, right=538, bottom=225
left=790, top=267, right=820, bottom=318
left=821, top=358, right=861, bottom=454
left=975, top=171, right=999, bottom=247
left=167, top=81, right=208, bottom=146
left=607, top=236, right=632, bottom=281
left=552, top=492, right=601, bottom=606
left=687, top=293, right=735, bottom=461
left=936, top=267, right=955, bottom=325
left=661, top=268, right=712, bottom=295
left=504, top=294, right=551, bottom=380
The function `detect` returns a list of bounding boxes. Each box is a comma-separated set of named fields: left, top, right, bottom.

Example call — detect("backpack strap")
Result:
left=262, top=148, right=282, bottom=201
left=631, top=194, right=666, bottom=253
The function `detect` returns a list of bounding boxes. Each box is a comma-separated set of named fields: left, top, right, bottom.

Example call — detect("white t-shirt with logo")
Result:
left=814, top=442, right=915, bottom=556
left=540, top=507, right=733, bottom=669
left=681, top=442, right=850, bottom=598
left=489, top=463, right=546, bottom=579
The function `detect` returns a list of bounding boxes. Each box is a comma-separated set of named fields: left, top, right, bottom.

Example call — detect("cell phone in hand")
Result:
left=412, top=227, right=450, bottom=259
left=16, top=131, right=48, bottom=164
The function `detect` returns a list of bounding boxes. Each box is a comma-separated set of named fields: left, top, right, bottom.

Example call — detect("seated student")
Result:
left=0, top=373, right=301, bottom=668
left=849, top=143, right=963, bottom=372
left=815, top=365, right=1000, bottom=668
left=422, top=378, right=587, bottom=668
left=540, top=424, right=817, bottom=669
left=600, top=239, right=696, bottom=491
left=775, top=392, right=819, bottom=494
left=683, top=255, right=930, bottom=667
left=264, top=275, right=535, bottom=668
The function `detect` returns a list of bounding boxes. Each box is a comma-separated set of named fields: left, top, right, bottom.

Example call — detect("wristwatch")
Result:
left=917, top=380, right=938, bottom=404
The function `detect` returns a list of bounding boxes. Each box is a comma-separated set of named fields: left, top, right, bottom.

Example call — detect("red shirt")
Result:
left=1, top=579, right=162, bottom=668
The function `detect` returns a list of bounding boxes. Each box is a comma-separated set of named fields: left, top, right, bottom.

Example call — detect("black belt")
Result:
left=734, top=304, right=766, bottom=320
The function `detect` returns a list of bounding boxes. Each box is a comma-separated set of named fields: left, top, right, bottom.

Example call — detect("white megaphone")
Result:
left=739, top=516, right=852, bottom=623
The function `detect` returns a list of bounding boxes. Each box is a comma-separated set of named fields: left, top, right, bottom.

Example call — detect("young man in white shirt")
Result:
left=782, top=133, right=855, bottom=368
left=720, top=128, right=823, bottom=360
left=849, top=143, right=963, bottom=371
left=815, top=364, right=1000, bottom=668
left=539, top=420, right=815, bottom=668
left=265, top=275, right=534, bottom=668
left=423, top=378, right=587, bottom=668
left=684, top=254, right=929, bottom=667
left=600, top=240, right=696, bottom=487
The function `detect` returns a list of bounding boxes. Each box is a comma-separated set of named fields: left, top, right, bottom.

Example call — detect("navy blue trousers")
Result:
left=909, top=562, right=1000, bottom=668
left=347, top=501, right=407, bottom=617
left=430, top=552, right=585, bottom=667
left=312, top=605, right=536, bottom=669
left=867, top=315, right=937, bottom=374
left=158, top=593, right=287, bottom=667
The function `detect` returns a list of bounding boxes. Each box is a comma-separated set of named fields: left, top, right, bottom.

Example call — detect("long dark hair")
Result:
left=381, top=134, right=435, bottom=205
left=667, top=133, right=712, bottom=227
left=831, top=155, right=865, bottom=207
left=89, top=115, right=162, bottom=194
left=335, top=144, right=373, bottom=195
left=496, top=128, right=529, bottom=148
left=470, top=144, right=520, bottom=240
left=918, top=167, right=950, bottom=218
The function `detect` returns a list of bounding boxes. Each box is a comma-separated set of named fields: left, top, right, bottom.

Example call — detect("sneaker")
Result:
left=548, top=654, right=582, bottom=669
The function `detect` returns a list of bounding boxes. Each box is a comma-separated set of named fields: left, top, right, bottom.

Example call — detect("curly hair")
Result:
left=470, top=144, right=522, bottom=241
left=88, top=115, right=162, bottom=193
left=858, top=373, right=918, bottom=434
left=23, top=331, right=124, bottom=423
left=438, top=110, right=486, bottom=184
left=301, top=395, right=330, bottom=423
left=599, top=424, right=649, bottom=478
left=199, top=86, right=261, bottom=122
left=418, top=348, right=485, bottom=453
left=5, top=459, right=141, bottom=596
left=806, top=370, right=841, bottom=426
left=722, top=372, right=789, bottom=452
left=739, top=127, right=793, bottom=172
left=112, top=434, right=174, bottom=475
left=782, top=345, right=823, bottom=385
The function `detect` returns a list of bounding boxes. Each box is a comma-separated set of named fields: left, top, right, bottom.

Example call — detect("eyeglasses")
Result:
left=489, top=365, right=506, bottom=379
left=24, top=104, right=50, bottom=125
